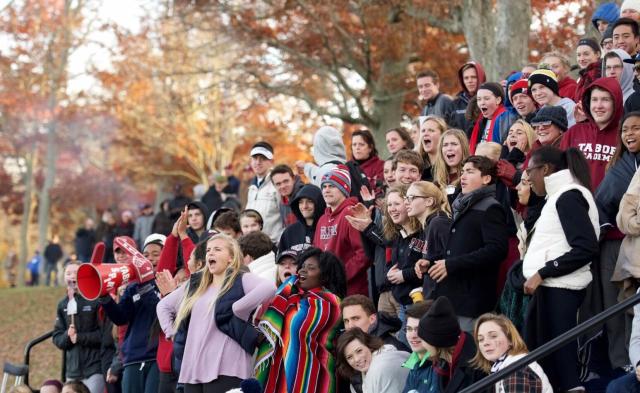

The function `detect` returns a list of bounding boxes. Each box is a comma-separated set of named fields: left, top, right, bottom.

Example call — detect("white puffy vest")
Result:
left=522, top=169, right=600, bottom=290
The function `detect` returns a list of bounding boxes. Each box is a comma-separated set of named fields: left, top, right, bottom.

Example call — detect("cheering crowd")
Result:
left=24, top=1, right=640, bottom=393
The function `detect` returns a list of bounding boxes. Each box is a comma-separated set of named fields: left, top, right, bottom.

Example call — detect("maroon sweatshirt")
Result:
left=561, top=77, right=623, bottom=191
left=313, top=196, right=371, bottom=296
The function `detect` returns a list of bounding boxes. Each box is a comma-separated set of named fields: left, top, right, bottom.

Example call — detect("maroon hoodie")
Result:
left=560, top=77, right=623, bottom=190
left=558, top=77, right=578, bottom=100
left=313, top=196, right=371, bottom=297
left=456, top=61, right=487, bottom=97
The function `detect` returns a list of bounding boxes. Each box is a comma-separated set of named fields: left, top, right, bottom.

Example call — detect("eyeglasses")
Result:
left=404, top=195, right=429, bottom=203
left=605, top=64, right=623, bottom=71
left=525, top=164, right=545, bottom=175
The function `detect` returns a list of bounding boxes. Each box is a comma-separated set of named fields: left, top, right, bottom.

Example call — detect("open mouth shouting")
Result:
left=444, top=152, right=458, bottom=165
left=626, top=136, right=638, bottom=151
left=422, top=136, right=433, bottom=150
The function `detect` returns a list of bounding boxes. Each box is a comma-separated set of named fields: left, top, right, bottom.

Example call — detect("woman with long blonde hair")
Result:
left=417, top=116, right=448, bottom=182
left=431, top=129, right=471, bottom=205
left=156, top=233, right=275, bottom=392
left=407, top=181, right=452, bottom=300
left=345, top=185, right=424, bottom=346
left=472, top=313, right=552, bottom=393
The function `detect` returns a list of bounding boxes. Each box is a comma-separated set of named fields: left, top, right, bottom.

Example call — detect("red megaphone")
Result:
left=77, top=239, right=155, bottom=301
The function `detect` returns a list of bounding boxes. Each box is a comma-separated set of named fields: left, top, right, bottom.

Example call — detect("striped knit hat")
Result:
left=509, top=79, right=530, bottom=100
left=321, top=165, right=351, bottom=197
left=528, top=69, right=559, bottom=95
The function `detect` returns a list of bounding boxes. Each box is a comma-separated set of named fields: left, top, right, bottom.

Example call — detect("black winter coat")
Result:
left=431, top=191, right=508, bottom=318
left=421, top=212, right=452, bottom=299
left=52, top=295, right=104, bottom=379
left=278, top=184, right=326, bottom=254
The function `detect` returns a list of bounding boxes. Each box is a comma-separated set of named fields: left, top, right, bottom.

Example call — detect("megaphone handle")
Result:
left=90, top=242, right=105, bottom=265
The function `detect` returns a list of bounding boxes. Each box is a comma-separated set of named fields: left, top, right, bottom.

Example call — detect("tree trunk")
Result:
left=371, top=93, right=405, bottom=158
left=37, top=120, right=58, bottom=256
left=494, top=0, right=531, bottom=80
left=36, top=0, right=74, bottom=255
left=370, top=26, right=412, bottom=157
left=462, top=0, right=531, bottom=81
left=18, top=146, right=35, bottom=287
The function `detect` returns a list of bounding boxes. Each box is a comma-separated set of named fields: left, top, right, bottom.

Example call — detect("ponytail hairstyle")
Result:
left=386, top=127, right=415, bottom=151
left=240, top=209, right=264, bottom=230
left=173, top=233, right=243, bottom=331
left=409, top=181, right=452, bottom=218
left=609, top=111, right=640, bottom=169
left=530, top=146, right=592, bottom=190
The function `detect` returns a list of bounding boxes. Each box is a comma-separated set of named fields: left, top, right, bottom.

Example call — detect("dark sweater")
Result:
left=420, top=212, right=452, bottom=299
left=100, top=281, right=160, bottom=365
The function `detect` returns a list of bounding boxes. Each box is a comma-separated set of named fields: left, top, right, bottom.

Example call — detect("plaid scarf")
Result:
left=255, top=276, right=342, bottom=393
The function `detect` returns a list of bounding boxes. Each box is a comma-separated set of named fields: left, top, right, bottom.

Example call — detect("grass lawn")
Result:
left=0, top=286, right=65, bottom=389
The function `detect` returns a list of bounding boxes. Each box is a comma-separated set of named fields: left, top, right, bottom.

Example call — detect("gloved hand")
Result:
left=497, top=159, right=516, bottom=187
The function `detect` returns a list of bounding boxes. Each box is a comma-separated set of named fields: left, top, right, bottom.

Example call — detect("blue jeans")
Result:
left=44, top=262, right=58, bottom=286
left=607, top=372, right=640, bottom=393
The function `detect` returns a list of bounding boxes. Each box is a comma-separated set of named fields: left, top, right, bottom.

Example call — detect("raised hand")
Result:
left=156, top=269, right=177, bottom=296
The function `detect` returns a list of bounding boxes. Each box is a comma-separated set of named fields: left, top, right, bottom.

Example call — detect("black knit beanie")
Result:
left=530, top=105, right=569, bottom=132
left=418, top=296, right=461, bottom=347
left=478, top=82, right=505, bottom=103
left=528, top=69, right=560, bottom=96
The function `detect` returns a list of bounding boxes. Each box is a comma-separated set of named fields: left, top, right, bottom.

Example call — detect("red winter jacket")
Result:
left=574, top=62, right=602, bottom=103
left=155, top=234, right=194, bottom=373
left=559, top=77, right=578, bottom=100
left=355, top=155, right=385, bottom=197
left=561, top=77, right=623, bottom=191
left=313, top=197, right=372, bottom=296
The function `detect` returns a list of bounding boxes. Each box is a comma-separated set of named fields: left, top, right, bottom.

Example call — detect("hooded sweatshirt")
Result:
left=279, top=176, right=305, bottom=227
left=304, top=126, right=347, bottom=187
left=559, top=77, right=578, bottom=100
left=561, top=77, right=623, bottom=190
left=451, top=62, right=487, bottom=131
left=603, top=49, right=635, bottom=103
left=278, top=184, right=326, bottom=254
left=591, top=2, right=620, bottom=30
left=313, top=196, right=372, bottom=297
left=575, top=61, right=602, bottom=103
left=185, top=201, right=210, bottom=243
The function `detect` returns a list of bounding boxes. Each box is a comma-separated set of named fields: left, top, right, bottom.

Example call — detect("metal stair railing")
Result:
left=460, top=291, right=640, bottom=393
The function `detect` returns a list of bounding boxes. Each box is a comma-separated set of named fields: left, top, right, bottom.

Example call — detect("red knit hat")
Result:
left=509, top=79, right=530, bottom=100
left=321, top=165, right=351, bottom=197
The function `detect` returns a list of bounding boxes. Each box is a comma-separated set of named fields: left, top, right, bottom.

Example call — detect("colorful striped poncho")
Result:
left=255, top=276, right=342, bottom=393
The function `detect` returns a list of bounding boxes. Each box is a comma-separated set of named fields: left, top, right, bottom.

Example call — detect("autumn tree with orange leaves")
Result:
left=170, top=0, right=598, bottom=151
left=98, top=6, right=316, bottom=190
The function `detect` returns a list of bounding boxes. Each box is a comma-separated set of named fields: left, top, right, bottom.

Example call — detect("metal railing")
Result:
left=460, top=291, right=640, bottom=393
left=24, top=330, right=61, bottom=389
